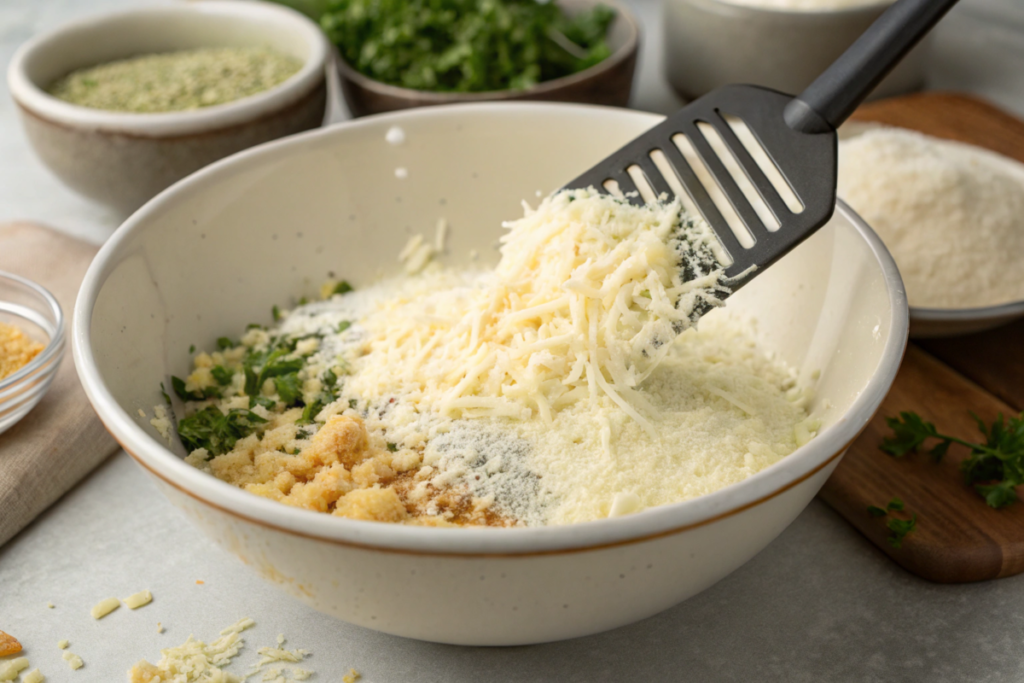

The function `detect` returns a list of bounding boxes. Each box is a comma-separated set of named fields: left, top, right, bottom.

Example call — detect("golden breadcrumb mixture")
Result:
left=0, top=322, right=44, bottom=380
left=189, top=412, right=507, bottom=526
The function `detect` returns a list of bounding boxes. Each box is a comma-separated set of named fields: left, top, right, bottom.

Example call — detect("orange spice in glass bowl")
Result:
left=0, top=271, right=64, bottom=435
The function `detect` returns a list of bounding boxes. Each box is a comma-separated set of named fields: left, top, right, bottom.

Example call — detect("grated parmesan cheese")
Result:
left=127, top=617, right=254, bottom=683
left=839, top=127, right=1024, bottom=308
left=124, top=590, right=153, bottom=609
left=58, top=640, right=69, bottom=650
left=61, top=652, right=83, bottom=671
left=22, top=669, right=44, bottom=683
left=91, top=597, right=120, bottom=619
left=0, top=658, right=28, bottom=681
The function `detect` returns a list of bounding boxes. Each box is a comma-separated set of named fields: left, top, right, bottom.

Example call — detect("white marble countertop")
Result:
left=4, top=1, right=1024, bottom=681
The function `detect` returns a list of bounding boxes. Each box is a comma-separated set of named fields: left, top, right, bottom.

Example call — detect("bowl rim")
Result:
left=0, top=270, right=65, bottom=393
left=332, top=0, right=639, bottom=103
left=691, top=0, right=895, bottom=17
left=5, top=0, right=330, bottom=137
left=73, top=102, right=909, bottom=557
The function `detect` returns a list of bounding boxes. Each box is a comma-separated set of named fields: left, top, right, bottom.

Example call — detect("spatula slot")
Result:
left=671, top=133, right=756, bottom=249
left=625, top=164, right=659, bottom=204
left=602, top=178, right=624, bottom=199
left=722, top=113, right=805, bottom=215
left=696, top=121, right=781, bottom=232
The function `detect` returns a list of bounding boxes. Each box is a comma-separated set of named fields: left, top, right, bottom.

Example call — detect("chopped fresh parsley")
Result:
left=246, top=323, right=264, bottom=331
left=217, top=337, right=235, bottom=350
left=211, top=365, right=234, bottom=386
left=867, top=497, right=917, bottom=549
left=272, top=304, right=282, bottom=322
left=159, top=382, right=172, bottom=406
left=189, top=344, right=195, bottom=354
left=274, top=372, right=304, bottom=404
left=177, top=406, right=267, bottom=457
left=337, top=320, right=351, bottom=333
left=882, top=410, right=1024, bottom=509
left=332, top=280, right=353, bottom=296
left=348, top=398, right=358, bottom=409
left=320, top=0, right=616, bottom=93
left=297, top=399, right=323, bottom=425
left=386, top=442, right=398, bottom=452
left=171, top=375, right=219, bottom=401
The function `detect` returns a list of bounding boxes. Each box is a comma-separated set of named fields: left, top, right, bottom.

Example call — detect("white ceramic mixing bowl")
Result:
left=74, top=103, right=908, bottom=646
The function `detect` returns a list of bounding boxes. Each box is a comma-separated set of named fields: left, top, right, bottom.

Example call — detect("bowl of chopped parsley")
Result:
left=315, top=0, right=639, bottom=116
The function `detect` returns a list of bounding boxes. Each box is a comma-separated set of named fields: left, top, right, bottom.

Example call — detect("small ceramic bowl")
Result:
left=335, top=0, right=640, bottom=117
left=74, top=102, right=908, bottom=645
left=838, top=121, right=1024, bottom=338
left=663, top=0, right=930, bottom=101
left=0, top=272, right=64, bottom=435
left=7, top=1, right=330, bottom=216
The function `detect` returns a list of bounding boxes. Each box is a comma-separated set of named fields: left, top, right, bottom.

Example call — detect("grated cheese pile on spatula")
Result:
left=347, top=189, right=727, bottom=433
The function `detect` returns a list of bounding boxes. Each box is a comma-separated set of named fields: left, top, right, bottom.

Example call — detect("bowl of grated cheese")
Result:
left=74, top=102, right=908, bottom=645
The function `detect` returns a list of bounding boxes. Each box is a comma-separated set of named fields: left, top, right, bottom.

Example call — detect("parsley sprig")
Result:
left=882, top=411, right=1024, bottom=509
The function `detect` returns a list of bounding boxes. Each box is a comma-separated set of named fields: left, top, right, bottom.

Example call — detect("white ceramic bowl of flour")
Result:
left=74, top=103, right=908, bottom=645
left=839, top=123, right=1024, bottom=338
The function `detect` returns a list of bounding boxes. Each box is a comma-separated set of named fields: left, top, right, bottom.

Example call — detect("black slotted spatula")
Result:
left=564, top=0, right=959, bottom=294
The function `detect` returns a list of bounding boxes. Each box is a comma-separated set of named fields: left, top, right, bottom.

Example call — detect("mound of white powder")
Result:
left=839, top=127, right=1024, bottom=309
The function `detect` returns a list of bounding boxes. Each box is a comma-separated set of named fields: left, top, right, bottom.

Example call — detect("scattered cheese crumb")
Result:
left=394, top=167, right=408, bottom=179
left=123, top=590, right=153, bottom=609
left=62, top=652, right=84, bottom=671
left=128, top=617, right=254, bottom=683
left=46, top=602, right=54, bottom=609
left=138, top=408, right=146, bottom=418
left=150, top=404, right=172, bottom=444
left=291, top=670, right=312, bottom=681
left=434, top=217, right=448, bottom=253
left=385, top=126, right=405, bottom=145
left=90, top=597, right=120, bottom=619
left=58, top=640, right=69, bottom=650
left=0, top=631, right=21, bottom=657
left=607, top=491, right=641, bottom=517
left=0, top=658, right=28, bottom=681
left=343, top=669, right=361, bottom=683
left=276, top=635, right=285, bottom=646
left=21, top=669, right=44, bottom=683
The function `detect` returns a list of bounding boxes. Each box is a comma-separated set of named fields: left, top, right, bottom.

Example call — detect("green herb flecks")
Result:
left=320, top=0, right=616, bottom=93
left=211, top=365, right=235, bottom=386
left=171, top=375, right=220, bottom=402
left=867, top=497, right=917, bottom=549
left=332, top=280, right=353, bottom=296
left=177, top=406, right=267, bottom=457
left=882, top=411, right=1024, bottom=509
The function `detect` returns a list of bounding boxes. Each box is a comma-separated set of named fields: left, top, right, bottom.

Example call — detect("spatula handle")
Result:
left=784, top=0, right=959, bottom=134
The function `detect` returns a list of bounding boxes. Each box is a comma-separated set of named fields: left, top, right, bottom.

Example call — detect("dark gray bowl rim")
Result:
left=332, top=0, right=640, bottom=102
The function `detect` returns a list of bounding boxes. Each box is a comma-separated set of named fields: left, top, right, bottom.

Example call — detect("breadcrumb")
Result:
left=58, top=640, right=69, bottom=650
left=0, top=322, right=44, bottom=380
left=0, top=658, right=28, bottom=681
left=0, top=630, right=21, bottom=657
left=22, top=669, right=44, bottom=683
left=343, top=669, right=361, bottom=683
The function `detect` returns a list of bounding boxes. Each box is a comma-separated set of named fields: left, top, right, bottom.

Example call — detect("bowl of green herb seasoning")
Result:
left=317, top=0, right=640, bottom=116
left=7, top=1, right=330, bottom=214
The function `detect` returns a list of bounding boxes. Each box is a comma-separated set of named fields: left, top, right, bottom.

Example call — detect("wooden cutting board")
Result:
left=817, top=92, right=1024, bottom=583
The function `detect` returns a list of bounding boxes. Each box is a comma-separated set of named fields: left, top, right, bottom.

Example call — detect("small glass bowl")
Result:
left=0, top=271, right=65, bottom=435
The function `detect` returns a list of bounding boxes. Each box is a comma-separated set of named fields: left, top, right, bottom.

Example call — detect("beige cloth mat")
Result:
left=0, top=223, right=118, bottom=547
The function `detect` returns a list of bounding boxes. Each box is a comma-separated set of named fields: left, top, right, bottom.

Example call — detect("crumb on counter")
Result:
left=128, top=617, right=253, bottom=683
left=150, top=405, right=172, bottom=444
left=0, top=657, right=29, bottom=681
left=46, top=602, right=54, bottom=609
left=90, top=597, right=120, bottom=619
left=22, top=669, right=44, bottom=683
left=123, top=590, right=153, bottom=609
left=58, top=640, right=69, bottom=650
left=62, top=651, right=84, bottom=670
left=343, top=669, right=361, bottom=683
left=195, top=580, right=204, bottom=585
left=0, top=630, right=22, bottom=657
left=156, top=623, right=164, bottom=634
left=0, top=322, right=44, bottom=380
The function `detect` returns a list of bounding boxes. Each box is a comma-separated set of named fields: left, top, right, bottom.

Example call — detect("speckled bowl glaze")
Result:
left=335, top=0, right=640, bottom=117
left=74, top=103, right=908, bottom=645
left=664, top=0, right=930, bottom=101
left=7, top=1, right=329, bottom=216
